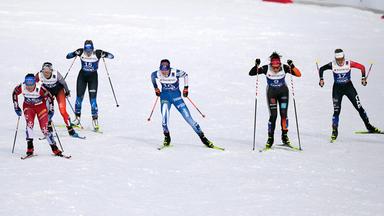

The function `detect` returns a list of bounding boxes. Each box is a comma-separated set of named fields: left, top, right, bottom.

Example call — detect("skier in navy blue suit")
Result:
left=66, top=40, right=114, bottom=131
left=151, top=59, right=220, bottom=149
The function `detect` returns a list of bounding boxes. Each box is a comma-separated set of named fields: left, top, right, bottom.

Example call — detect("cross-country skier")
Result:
left=151, top=59, right=221, bottom=150
left=12, top=73, right=63, bottom=157
left=249, top=52, right=302, bottom=149
left=35, top=62, right=80, bottom=137
left=318, top=48, right=381, bottom=142
left=66, top=40, right=114, bottom=131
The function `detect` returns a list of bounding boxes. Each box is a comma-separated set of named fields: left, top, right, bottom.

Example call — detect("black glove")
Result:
left=183, top=86, right=189, bottom=97
left=255, top=58, right=261, bottom=67
left=319, top=79, right=324, bottom=87
left=75, top=48, right=82, bottom=55
left=361, top=77, right=367, bottom=86
left=65, top=90, right=70, bottom=97
left=287, top=59, right=295, bottom=68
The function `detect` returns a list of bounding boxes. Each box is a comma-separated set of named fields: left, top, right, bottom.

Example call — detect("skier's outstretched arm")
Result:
left=96, top=50, right=114, bottom=59
left=66, top=48, right=83, bottom=59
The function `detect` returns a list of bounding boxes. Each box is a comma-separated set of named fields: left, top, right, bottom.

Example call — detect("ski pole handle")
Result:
left=186, top=97, right=206, bottom=118
left=147, top=97, right=159, bottom=121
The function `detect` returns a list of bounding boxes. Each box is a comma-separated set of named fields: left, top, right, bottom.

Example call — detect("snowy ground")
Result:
left=0, top=0, right=383, bottom=215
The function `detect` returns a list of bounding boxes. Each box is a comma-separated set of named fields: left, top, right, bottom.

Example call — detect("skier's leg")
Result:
left=160, top=96, right=171, bottom=145
left=173, top=97, right=202, bottom=135
left=345, top=83, right=370, bottom=127
left=88, top=72, right=98, bottom=119
left=75, top=70, right=87, bottom=118
left=267, top=88, right=277, bottom=146
left=36, top=103, right=61, bottom=155
left=23, top=105, right=36, bottom=155
left=279, top=87, right=290, bottom=144
left=332, top=84, right=343, bottom=139
left=56, top=89, right=76, bottom=135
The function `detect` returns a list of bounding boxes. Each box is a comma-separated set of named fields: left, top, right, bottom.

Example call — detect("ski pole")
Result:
left=186, top=97, right=206, bottom=118
left=147, top=96, right=159, bottom=121
left=12, top=116, right=21, bottom=153
left=102, top=58, right=120, bottom=107
left=289, top=73, right=302, bottom=151
left=66, top=97, right=76, bottom=115
left=366, top=63, right=373, bottom=79
left=64, top=56, right=77, bottom=80
left=51, top=122, right=64, bottom=152
left=252, top=72, right=259, bottom=151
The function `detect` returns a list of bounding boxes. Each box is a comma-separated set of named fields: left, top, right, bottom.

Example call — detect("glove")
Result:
left=287, top=59, right=295, bottom=68
left=255, top=58, right=261, bottom=67
left=65, top=90, right=70, bottom=97
left=319, top=79, right=324, bottom=87
left=75, top=48, right=82, bottom=55
left=14, top=107, right=22, bottom=116
left=361, top=77, right=367, bottom=86
left=155, top=88, right=161, bottom=96
left=183, top=86, right=189, bottom=97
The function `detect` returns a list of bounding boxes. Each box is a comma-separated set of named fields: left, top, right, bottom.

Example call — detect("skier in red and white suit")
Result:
left=12, top=73, right=63, bottom=156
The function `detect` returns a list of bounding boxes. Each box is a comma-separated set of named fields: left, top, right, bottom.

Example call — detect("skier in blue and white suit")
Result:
left=151, top=59, right=215, bottom=148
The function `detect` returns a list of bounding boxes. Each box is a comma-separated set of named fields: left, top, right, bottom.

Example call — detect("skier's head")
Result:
left=269, top=52, right=282, bottom=72
left=41, top=62, right=53, bottom=78
left=334, top=48, right=345, bottom=66
left=84, top=40, right=94, bottom=56
left=159, top=59, right=171, bottom=76
left=24, top=73, right=36, bottom=91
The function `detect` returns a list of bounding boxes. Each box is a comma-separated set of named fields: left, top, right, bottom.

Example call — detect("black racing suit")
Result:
left=319, top=61, right=370, bottom=130
left=66, top=48, right=114, bottom=119
left=249, top=64, right=301, bottom=137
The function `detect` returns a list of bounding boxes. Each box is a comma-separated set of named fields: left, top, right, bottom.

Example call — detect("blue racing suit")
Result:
left=151, top=68, right=202, bottom=135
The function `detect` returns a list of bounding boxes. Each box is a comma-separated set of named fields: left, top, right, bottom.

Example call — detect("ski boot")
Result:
left=92, top=116, right=100, bottom=132
left=282, top=133, right=292, bottom=147
left=199, top=133, right=214, bottom=148
left=366, top=123, right=381, bottom=133
left=265, top=135, right=274, bottom=149
left=26, top=139, right=34, bottom=156
left=71, top=115, right=81, bottom=128
left=331, top=127, right=338, bottom=143
left=47, top=120, right=53, bottom=133
left=163, top=132, right=171, bottom=146
left=50, top=144, right=62, bottom=157
left=66, top=125, right=78, bottom=137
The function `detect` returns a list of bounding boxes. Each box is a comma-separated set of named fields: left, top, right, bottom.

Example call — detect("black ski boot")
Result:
left=331, top=126, right=338, bottom=143
left=282, top=131, right=292, bottom=146
left=26, top=139, right=34, bottom=156
left=199, top=133, right=214, bottom=148
left=265, top=133, right=274, bottom=149
left=66, top=125, right=78, bottom=137
left=50, top=144, right=62, bottom=156
left=366, top=123, right=381, bottom=133
left=163, top=132, right=171, bottom=146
